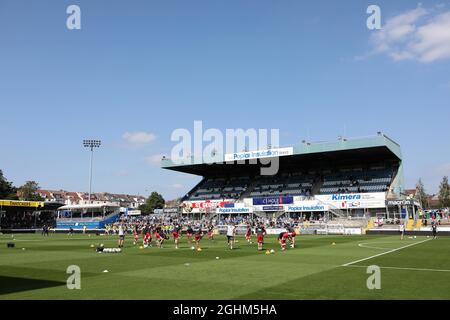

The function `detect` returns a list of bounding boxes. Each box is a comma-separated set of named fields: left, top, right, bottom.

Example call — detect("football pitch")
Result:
left=1, top=233, right=449, bottom=300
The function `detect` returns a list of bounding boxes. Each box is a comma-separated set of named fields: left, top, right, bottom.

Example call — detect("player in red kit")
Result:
left=255, top=223, right=266, bottom=251
left=194, top=226, right=204, bottom=250
left=245, top=224, right=252, bottom=244
left=172, top=223, right=181, bottom=249
left=142, top=224, right=152, bottom=248
left=287, top=225, right=297, bottom=248
left=278, top=231, right=291, bottom=251
left=154, top=225, right=165, bottom=248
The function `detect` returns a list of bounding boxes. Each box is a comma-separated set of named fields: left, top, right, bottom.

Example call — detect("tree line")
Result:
left=415, top=176, right=450, bottom=209
left=1, top=169, right=166, bottom=213
left=0, top=170, right=43, bottom=201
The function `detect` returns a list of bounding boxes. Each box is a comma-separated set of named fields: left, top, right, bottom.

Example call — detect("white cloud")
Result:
left=123, top=131, right=156, bottom=146
left=144, top=154, right=165, bottom=166
left=171, top=183, right=184, bottom=189
left=369, top=6, right=450, bottom=63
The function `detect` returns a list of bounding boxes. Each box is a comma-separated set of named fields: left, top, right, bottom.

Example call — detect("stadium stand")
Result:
left=183, top=166, right=394, bottom=202
left=319, top=167, right=393, bottom=194
left=162, top=134, right=408, bottom=222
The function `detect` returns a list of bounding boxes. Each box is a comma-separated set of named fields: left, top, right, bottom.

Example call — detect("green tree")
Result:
left=438, top=176, right=450, bottom=208
left=139, top=191, right=165, bottom=214
left=415, top=178, right=428, bottom=209
left=0, top=169, right=17, bottom=199
left=17, top=181, right=43, bottom=201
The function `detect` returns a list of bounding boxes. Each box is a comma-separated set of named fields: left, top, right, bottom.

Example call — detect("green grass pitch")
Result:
left=1, top=233, right=449, bottom=300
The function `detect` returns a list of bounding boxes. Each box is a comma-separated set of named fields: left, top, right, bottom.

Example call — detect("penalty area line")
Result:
left=342, top=239, right=432, bottom=267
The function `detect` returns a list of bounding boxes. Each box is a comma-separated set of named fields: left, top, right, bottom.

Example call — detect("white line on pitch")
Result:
left=342, top=239, right=432, bottom=267
left=343, top=265, right=450, bottom=273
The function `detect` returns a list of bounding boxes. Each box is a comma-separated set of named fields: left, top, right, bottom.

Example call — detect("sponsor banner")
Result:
left=222, top=202, right=246, bottom=209
left=344, top=228, right=363, bottom=235
left=216, top=207, right=253, bottom=214
left=253, top=196, right=293, bottom=206
left=294, top=196, right=310, bottom=202
left=56, top=221, right=102, bottom=230
left=153, top=207, right=179, bottom=214
left=315, top=192, right=386, bottom=209
left=225, top=147, right=294, bottom=162
left=327, top=225, right=345, bottom=235
left=0, top=200, right=45, bottom=208
left=265, top=228, right=288, bottom=235
left=420, top=227, right=450, bottom=232
left=262, top=205, right=284, bottom=212
left=386, top=199, right=421, bottom=207
left=286, top=201, right=329, bottom=212
left=181, top=200, right=234, bottom=213
left=127, top=210, right=141, bottom=216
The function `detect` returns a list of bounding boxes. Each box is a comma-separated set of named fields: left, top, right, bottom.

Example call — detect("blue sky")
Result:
left=0, top=0, right=449, bottom=199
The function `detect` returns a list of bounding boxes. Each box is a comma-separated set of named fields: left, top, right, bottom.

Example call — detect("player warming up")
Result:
left=399, top=221, right=405, bottom=240
left=186, top=224, right=194, bottom=245
left=227, top=223, right=236, bottom=250
left=278, top=231, right=291, bottom=251
left=133, top=224, right=140, bottom=245
left=255, top=223, right=266, bottom=251
left=287, top=225, right=297, bottom=248
left=118, top=223, right=125, bottom=248
left=207, top=224, right=215, bottom=240
left=172, top=223, right=181, bottom=249
left=142, top=223, right=152, bottom=248
left=154, top=225, right=165, bottom=248
left=245, top=224, right=252, bottom=244
left=194, top=226, right=204, bottom=251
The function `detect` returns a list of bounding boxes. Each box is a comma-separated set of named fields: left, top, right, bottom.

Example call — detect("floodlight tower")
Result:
left=83, top=139, right=101, bottom=203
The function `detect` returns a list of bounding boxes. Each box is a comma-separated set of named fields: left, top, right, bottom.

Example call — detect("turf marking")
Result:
left=343, top=265, right=450, bottom=273
left=342, top=239, right=432, bottom=267
left=358, top=242, right=399, bottom=250
left=0, top=239, right=42, bottom=242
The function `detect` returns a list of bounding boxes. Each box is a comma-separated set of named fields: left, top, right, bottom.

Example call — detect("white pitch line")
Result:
left=344, top=265, right=450, bottom=273
left=342, top=239, right=432, bottom=267
left=358, top=243, right=394, bottom=250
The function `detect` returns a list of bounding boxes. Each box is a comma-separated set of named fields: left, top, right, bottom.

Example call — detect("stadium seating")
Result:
left=249, top=172, right=314, bottom=197
left=186, top=176, right=250, bottom=201
left=319, top=168, right=392, bottom=195
left=184, top=167, right=394, bottom=201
